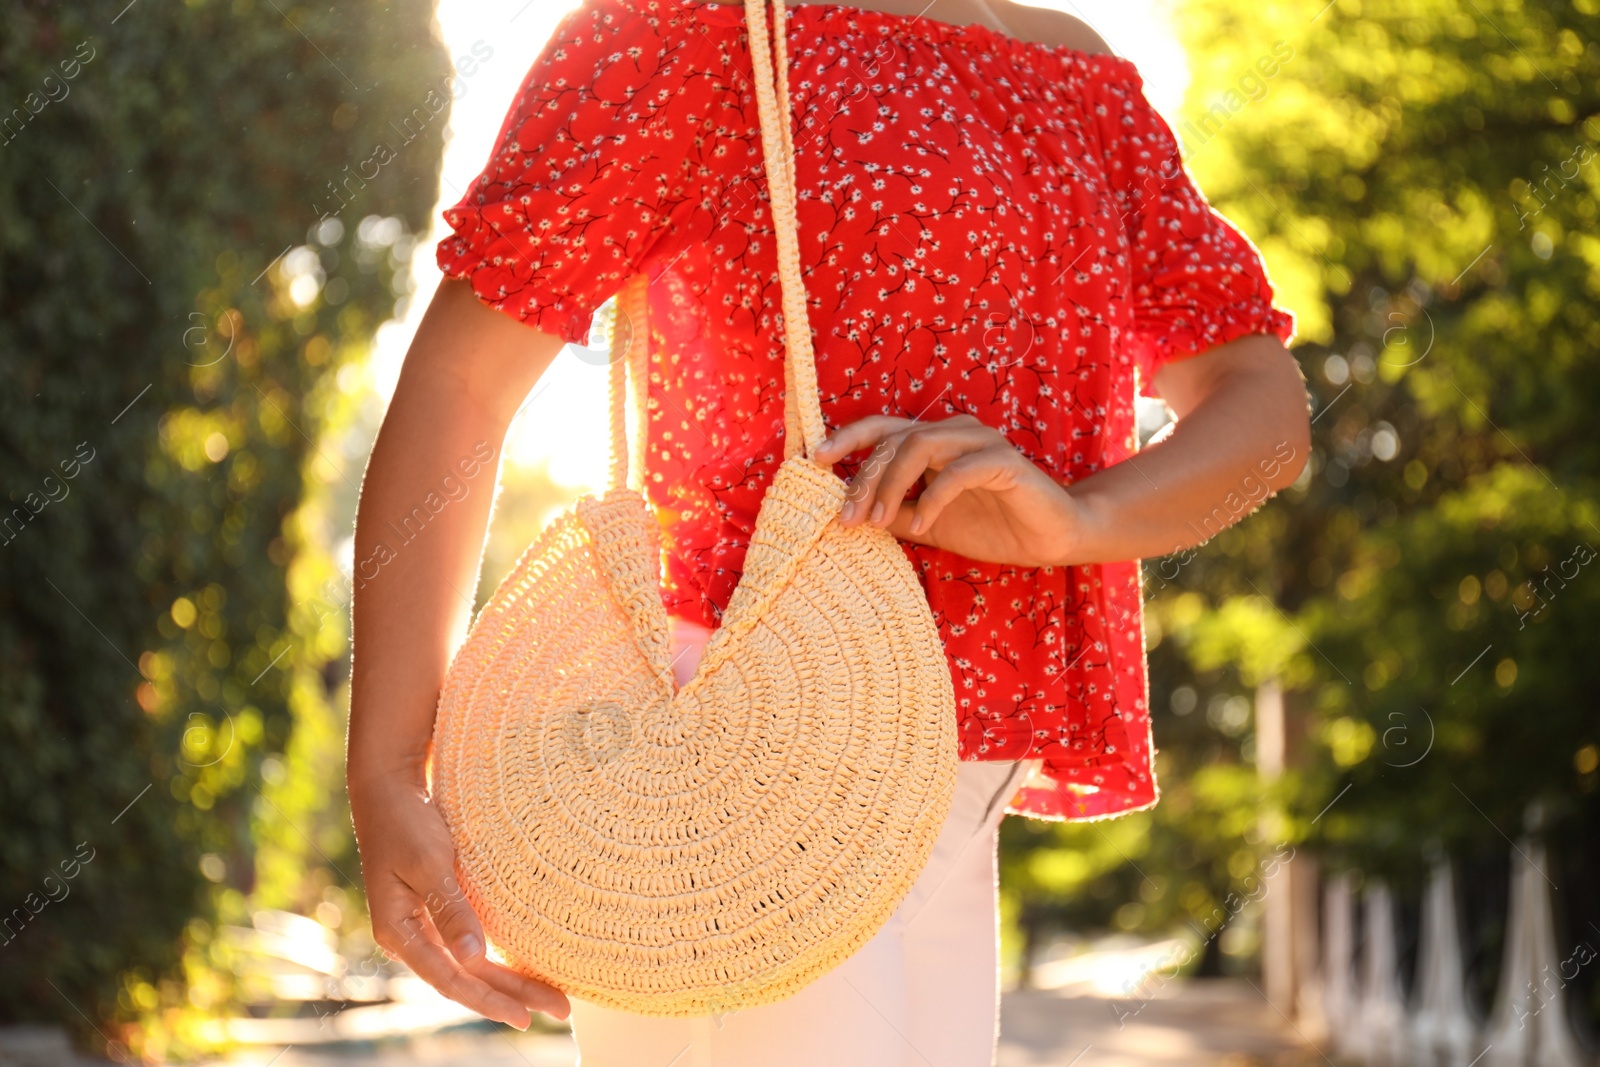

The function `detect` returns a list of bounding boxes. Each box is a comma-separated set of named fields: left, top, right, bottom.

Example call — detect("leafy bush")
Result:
left=0, top=1, right=447, bottom=1057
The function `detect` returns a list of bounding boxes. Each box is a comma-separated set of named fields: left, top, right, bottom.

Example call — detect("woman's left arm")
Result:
left=1059, top=332, right=1311, bottom=562
left=816, top=332, right=1310, bottom=567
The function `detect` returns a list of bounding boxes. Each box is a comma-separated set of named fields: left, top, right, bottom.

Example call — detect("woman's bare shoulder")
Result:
left=989, top=0, right=1115, bottom=56
left=690, top=0, right=1116, bottom=57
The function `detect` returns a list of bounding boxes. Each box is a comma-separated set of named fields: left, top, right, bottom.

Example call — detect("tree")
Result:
left=1165, top=0, right=1598, bottom=1022
left=0, top=1, right=448, bottom=1057
left=1003, top=3, right=1600, bottom=1025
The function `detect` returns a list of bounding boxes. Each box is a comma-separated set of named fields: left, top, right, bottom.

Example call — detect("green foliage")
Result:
left=1293, top=465, right=1600, bottom=869
left=1172, top=0, right=1600, bottom=859
left=1003, top=0, right=1600, bottom=992
left=0, top=0, right=447, bottom=1057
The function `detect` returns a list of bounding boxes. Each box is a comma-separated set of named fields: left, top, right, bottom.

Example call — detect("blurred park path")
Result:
left=999, top=979, right=1317, bottom=1067
left=0, top=935, right=1315, bottom=1066
left=1, top=981, right=1321, bottom=1067
left=995, top=936, right=1320, bottom=1067
left=210, top=978, right=1319, bottom=1067
left=195, top=980, right=1320, bottom=1066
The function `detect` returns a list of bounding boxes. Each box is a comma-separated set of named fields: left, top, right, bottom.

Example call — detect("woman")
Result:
left=346, top=0, right=1308, bottom=1063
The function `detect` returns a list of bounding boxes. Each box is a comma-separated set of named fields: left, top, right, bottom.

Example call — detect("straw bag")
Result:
left=429, top=0, right=958, bottom=1017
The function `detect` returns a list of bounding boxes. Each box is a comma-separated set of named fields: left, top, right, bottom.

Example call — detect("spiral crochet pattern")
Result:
left=429, top=0, right=958, bottom=1016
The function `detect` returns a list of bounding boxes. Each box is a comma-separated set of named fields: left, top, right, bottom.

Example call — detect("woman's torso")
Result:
left=622, top=0, right=1153, bottom=792
left=439, top=0, right=1295, bottom=817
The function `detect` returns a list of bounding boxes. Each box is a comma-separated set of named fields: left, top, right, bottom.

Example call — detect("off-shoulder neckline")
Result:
left=630, top=0, right=1144, bottom=81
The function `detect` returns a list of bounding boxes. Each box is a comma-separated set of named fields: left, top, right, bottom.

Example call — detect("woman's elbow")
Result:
left=1264, top=346, right=1313, bottom=491
left=1154, top=333, right=1312, bottom=490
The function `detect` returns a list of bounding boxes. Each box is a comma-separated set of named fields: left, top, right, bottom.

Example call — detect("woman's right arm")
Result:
left=346, top=277, right=571, bottom=1027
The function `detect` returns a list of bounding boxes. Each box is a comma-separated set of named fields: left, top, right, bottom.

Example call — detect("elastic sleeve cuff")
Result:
left=435, top=207, right=599, bottom=347
left=1132, top=298, right=1297, bottom=399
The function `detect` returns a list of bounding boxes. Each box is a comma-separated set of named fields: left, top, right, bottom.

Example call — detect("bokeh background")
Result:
left=2, top=0, right=1597, bottom=1064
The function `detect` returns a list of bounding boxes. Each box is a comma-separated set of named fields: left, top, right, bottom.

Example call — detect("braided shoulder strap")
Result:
left=605, top=0, right=825, bottom=494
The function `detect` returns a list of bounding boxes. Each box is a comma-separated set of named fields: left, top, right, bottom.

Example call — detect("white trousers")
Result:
left=569, top=618, right=1038, bottom=1067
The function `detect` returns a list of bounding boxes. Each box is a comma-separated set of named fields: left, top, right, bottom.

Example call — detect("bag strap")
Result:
left=605, top=0, right=825, bottom=494
left=750, top=0, right=829, bottom=463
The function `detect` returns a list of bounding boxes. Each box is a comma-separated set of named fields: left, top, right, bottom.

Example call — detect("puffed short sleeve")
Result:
left=1088, top=64, right=1296, bottom=398
left=436, top=0, right=725, bottom=345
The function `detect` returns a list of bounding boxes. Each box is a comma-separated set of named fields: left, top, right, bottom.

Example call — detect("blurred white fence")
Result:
left=1263, top=835, right=1595, bottom=1067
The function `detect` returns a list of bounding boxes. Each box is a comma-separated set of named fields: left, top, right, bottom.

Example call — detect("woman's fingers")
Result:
left=467, top=956, right=572, bottom=1022
left=369, top=875, right=533, bottom=1029
left=413, top=893, right=572, bottom=1022
left=353, top=782, right=572, bottom=1027
left=904, top=450, right=1010, bottom=534
left=812, top=415, right=913, bottom=464
left=836, top=439, right=892, bottom=523
left=420, top=867, right=489, bottom=969
left=834, top=417, right=992, bottom=528
left=400, top=927, right=533, bottom=1029
left=848, top=430, right=929, bottom=527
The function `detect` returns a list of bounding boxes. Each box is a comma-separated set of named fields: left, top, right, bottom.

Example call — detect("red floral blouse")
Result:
left=436, top=0, right=1296, bottom=821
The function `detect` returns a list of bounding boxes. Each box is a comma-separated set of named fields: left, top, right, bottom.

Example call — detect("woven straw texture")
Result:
left=430, top=0, right=958, bottom=1017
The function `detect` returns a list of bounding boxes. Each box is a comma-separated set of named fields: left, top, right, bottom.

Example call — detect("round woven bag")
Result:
left=429, top=0, right=958, bottom=1017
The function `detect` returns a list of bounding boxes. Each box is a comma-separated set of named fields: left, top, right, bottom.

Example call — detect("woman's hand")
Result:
left=812, top=333, right=1311, bottom=568
left=350, top=775, right=571, bottom=1028
left=812, top=414, right=1081, bottom=568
